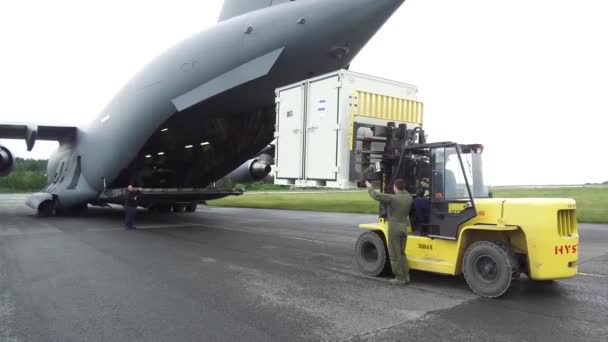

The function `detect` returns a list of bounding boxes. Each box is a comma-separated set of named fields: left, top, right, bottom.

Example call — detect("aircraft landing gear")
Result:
left=172, top=204, right=186, bottom=213
left=71, top=203, right=89, bottom=215
left=148, top=202, right=199, bottom=213
left=186, top=202, right=197, bottom=212
left=37, top=200, right=55, bottom=217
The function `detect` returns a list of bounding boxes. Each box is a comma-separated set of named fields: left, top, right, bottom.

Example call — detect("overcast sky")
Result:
left=1, top=0, right=606, bottom=186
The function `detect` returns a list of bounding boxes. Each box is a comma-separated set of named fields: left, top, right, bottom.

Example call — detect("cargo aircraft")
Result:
left=0, top=0, right=405, bottom=215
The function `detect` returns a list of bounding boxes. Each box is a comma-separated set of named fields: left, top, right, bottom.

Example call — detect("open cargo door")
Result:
left=305, top=76, right=339, bottom=181
left=275, top=86, right=304, bottom=179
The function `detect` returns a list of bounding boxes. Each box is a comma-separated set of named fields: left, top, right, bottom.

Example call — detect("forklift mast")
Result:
left=357, top=122, right=483, bottom=239
left=359, top=122, right=426, bottom=219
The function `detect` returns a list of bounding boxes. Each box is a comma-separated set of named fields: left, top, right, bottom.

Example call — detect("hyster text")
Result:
left=554, top=244, right=578, bottom=255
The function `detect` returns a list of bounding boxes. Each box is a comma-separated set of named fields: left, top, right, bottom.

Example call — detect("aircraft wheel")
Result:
left=354, top=231, right=390, bottom=276
left=37, top=200, right=55, bottom=217
left=72, top=203, right=88, bottom=215
left=463, top=241, right=519, bottom=298
left=186, top=202, right=197, bottom=213
left=158, top=204, right=172, bottom=213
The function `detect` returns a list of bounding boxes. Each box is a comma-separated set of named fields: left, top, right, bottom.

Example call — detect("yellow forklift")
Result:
left=353, top=123, right=579, bottom=298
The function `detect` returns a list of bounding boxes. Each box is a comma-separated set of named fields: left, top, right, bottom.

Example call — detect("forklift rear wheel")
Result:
left=463, top=240, right=518, bottom=298
left=355, top=231, right=390, bottom=277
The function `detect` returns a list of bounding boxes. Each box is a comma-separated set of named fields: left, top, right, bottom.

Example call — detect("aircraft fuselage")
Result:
left=35, top=0, right=405, bottom=209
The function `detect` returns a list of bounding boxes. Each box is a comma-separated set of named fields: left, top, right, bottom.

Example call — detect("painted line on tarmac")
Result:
left=578, top=272, right=608, bottom=279
left=193, top=222, right=349, bottom=247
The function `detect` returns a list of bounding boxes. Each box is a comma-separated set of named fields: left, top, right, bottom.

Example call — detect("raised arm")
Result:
left=365, top=181, right=394, bottom=204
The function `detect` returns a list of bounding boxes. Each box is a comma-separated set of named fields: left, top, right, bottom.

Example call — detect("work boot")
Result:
left=389, top=278, right=408, bottom=286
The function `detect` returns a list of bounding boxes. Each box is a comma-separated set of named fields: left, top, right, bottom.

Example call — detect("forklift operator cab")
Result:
left=411, top=144, right=488, bottom=239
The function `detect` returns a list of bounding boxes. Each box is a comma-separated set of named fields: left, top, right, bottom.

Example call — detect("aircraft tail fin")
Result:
left=218, top=0, right=277, bottom=22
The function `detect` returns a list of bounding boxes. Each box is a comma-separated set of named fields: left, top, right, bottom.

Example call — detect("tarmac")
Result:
left=1, top=194, right=607, bottom=341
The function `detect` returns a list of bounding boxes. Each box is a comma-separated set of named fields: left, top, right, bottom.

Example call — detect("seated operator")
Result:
left=413, top=178, right=431, bottom=227
left=432, top=155, right=458, bottom=200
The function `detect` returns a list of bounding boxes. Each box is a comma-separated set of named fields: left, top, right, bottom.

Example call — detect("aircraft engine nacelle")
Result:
left=0, top=144, right=15, bottom=177
left=228, top=158, right=272, bottom=184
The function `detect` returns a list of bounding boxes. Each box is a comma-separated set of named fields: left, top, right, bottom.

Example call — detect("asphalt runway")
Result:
left=1, top=194, right=607, bottom=342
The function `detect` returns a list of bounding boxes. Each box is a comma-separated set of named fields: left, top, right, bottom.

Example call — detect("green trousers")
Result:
left=388, top=223, right=410, bottom=281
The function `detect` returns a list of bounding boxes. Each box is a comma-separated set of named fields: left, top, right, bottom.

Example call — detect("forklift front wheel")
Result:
left=355, top=231, right=390, bottom=277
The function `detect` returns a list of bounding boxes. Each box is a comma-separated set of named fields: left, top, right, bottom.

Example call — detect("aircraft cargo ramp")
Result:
left=97, top=187, right=243, bottom=208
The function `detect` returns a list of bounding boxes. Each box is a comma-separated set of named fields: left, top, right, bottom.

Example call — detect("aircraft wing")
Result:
left=0, top=122, right=77, bottom=151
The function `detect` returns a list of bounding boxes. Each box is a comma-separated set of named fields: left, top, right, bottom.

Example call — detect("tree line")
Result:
left=3, top=158, right=605, bottom=193
left=0, top=158, right=48, bottom=193
left=0, top=158, right=283, bottom=193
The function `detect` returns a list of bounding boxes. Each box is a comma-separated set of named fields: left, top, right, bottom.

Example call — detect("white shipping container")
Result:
left=274, top=69, right=423, bottom=189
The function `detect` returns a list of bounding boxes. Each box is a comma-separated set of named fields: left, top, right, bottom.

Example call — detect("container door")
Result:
left=276, top=86, right=304, bottom=179
left=305, top=76, right=339, bottom=180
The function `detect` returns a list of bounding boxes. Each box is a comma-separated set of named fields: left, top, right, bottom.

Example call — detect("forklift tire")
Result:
left=355, top=231, right=390, bottom=277
left=463, top=240, right=519, bottom=298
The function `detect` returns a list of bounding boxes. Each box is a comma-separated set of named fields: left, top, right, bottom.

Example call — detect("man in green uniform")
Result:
left=365, top=178, right=413, bottom=285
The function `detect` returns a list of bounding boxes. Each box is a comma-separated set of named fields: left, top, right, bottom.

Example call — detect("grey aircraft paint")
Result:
left=0, top=0, right=406, bottom=214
